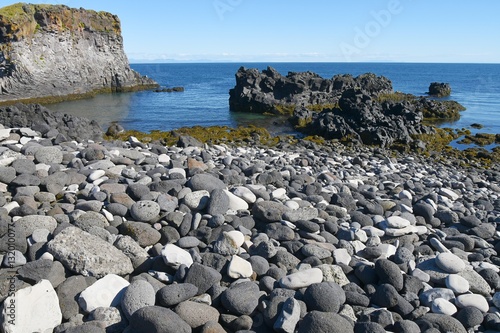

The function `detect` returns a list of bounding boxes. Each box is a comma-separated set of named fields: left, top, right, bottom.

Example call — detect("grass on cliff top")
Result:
left=0, top=3, right=120, bottom=41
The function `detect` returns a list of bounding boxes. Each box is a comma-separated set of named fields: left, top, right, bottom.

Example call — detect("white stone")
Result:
left=40, top=252, right=54, bottom=261
left=88, top=170, right=106, bottom=182
left=78, top=274, right=130, bottom=313
left=232, top=186, right=257, bottom=204
left=271, top=188, right=288, bottom=200
left=148, top=270, right=174, bottom=283
left=478, top=262, right=500, bottom=272
left=354, top=229, right=368, bottom=242
left=333, top=248, right=352, bottom=266
left=432, top=298, right=457, bottom=315
left=0, top=279, right=62, bottom=333
left=0, top=129, right=11, bottom=141
left=362, top=226, right=385, bottom=237
left=273, top=297, right=301, bottom=333
left=169, top=167, right=186, bottom=178
left=227, top=255, right=253, bottom=279
left=102, top=209, right=114, bottom=222
left=399, top=190, right=413, bottom=200
left=284, top=200, right=300, bottom=210
left=455, top=294, right=489, bottom=313
left=226, top=230, right=245, bottom=248
left=158, top=154, right=171, bottom=164
left=379, top=243, right=397, bottom=259
left=446, top=274, right=469, bottom=294
left=439, top=188, right=460, bottom=201
left=279, top=268, right=323, bottom=290
left=385, top=216, right=411, bottom=229
left=383, top=225, right=417, bottom=236
left=2, top=201, right=19, bottom=214
left=429, top=238, right=450, bottom=253
left=161, top=244, right=193, bottom=269
left=400, top=204, right=413, bottom=213
left=224, top=189, right=249, bottom=211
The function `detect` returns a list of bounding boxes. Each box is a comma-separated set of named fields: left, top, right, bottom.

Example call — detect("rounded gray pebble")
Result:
left=130, top=200, right=160, bottom=222
left=121, top=280, right=156, bottom=320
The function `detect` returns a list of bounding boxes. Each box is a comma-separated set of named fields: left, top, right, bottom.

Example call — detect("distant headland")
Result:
left=0, top=3, right=158, bottom=105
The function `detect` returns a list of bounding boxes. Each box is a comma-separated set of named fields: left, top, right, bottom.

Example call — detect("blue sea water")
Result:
left=47, top=63, right=500, bottom=136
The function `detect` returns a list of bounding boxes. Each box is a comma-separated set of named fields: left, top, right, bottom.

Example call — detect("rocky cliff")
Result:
left=0, top=3, right=157, bottom=104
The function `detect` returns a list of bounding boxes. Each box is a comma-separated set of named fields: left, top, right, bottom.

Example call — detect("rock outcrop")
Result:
left=296, top=89, right=434, bottom=147
left=0, top=3, right=157, bottom=104
left=428, top=82, right=452, bottom=97
left=0, top=103, right=103, bottom=141
left=230, top=67, right=465, bottom=148
left=229, top=66, right=392, bottom=114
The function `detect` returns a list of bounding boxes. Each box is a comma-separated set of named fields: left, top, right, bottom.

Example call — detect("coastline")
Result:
left=0, top=113, right=499, bottom=332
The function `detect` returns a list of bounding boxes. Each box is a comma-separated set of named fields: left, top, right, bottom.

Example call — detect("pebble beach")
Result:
left=1, top=118, right=500, bottom=333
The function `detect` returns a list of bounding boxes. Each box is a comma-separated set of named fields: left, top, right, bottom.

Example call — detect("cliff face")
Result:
left=0, top=3, right=157, bottom=103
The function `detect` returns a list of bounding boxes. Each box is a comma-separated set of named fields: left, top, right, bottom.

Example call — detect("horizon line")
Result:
left=129, top=60, right=500, bottom=65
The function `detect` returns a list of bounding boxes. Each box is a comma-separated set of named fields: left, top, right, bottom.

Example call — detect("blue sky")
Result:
left=3, top=1, right=500, bottom=63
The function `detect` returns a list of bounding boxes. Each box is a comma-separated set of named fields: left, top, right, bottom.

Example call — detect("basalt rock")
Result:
left=0, top=103, right=103, bottom=141
left=428, top=82, right=452, bottom=97
left=229, top=66, right=392, bottom=115
left=230, top=67, right=464, bottom=148
left=299, top=89, right=434, bottom=147
left=0, top=3, right=157, bottom=104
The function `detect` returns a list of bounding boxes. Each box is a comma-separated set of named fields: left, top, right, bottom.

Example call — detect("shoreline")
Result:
left=0, top=112, right=499, bottom=332
left=0, top=79, right=499, bottom=332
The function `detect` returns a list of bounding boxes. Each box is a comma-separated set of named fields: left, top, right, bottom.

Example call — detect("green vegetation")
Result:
left=0, top=3, right=121, bottom=42
left=106, top=125, right=278, bottom=147
left=377, top=92, right=416, bottom=103
left=0, top=83, right=159, bottom=107
left=377, top=92, right=466, bottom=121
left=458, top=133, right=500, bottom=146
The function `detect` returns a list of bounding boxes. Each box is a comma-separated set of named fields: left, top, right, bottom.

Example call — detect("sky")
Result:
left=2, top=0, right=499, bottom=63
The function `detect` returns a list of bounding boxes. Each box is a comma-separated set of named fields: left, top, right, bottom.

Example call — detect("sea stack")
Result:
left=0, top=3, right=157, bottom=104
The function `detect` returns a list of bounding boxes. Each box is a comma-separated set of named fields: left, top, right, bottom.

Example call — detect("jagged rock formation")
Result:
left=428, top=82, right=451, bottom=97
left=293, top=89, right=434, bottom=147
left=0, top=3, right=157, bottom=104
left=230, top=67, right=466, bottom=148
left=229, top=66, right=393, bottom=114
left=0, top=103, right=103, bottom=141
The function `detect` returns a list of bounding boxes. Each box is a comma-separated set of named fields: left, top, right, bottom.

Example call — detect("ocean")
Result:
left=46, top=63, right=500, bottom=136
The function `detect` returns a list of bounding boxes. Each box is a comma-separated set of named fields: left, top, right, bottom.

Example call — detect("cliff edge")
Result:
left=0, top=3, right=157, bottom=104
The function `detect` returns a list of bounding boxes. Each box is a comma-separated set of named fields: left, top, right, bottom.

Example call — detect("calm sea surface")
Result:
left=46, top=63, right=500, bottom=136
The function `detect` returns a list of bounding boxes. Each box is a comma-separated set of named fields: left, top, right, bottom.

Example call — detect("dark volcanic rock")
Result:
left=0, top=104, right=103, bottom=141
left=229, top=67, right=464, bottom=147
left=428, top=82, right=451, bottom=97
left=229, top=66, right=392, bottom=115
